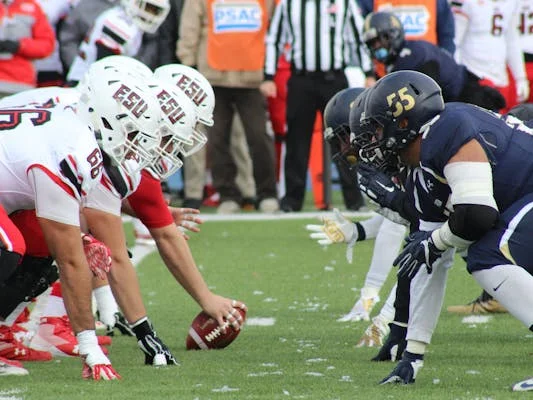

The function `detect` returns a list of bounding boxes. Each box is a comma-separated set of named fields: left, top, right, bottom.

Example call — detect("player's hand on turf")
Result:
left=379, top=351, right=424, bottom=385
left=82, top=234, right=112, bottom=280
left=305, top=208, right=358, bottom=263
left=202, top=294, right=247, bottom=332
left=357, top=163, right=404, bottom=211
left=79, top=339, right=120, bottom=381
left=394, top=231, right=444, bottom=279
left=138, top=331, right=179, bottom=366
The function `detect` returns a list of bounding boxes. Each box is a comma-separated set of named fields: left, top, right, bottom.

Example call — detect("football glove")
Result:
left=305, top=208, right=358, bottom=263
left=138, top=331, right=179, bottom=366
left=337, top=287, right=380, bottom=322
left=356, top=315, right=390, bottom=347
left=394, top=231, right=444, bottom=279
left=78, top=332, right=120, bottom=381
left=379, top=351, right=424, bottom=385
left=82, top=234, right=112, bottom=280
left=357, top=163, right=404, bottom=211
left=371, top=323, right=406, bottom=362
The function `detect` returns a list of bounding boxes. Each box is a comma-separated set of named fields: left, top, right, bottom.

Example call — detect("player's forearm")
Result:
left=151, top=225, right=212, bottom=307
left=56, top=258, right=94, bottom=333
left=106, top=257, right=147, bottom=324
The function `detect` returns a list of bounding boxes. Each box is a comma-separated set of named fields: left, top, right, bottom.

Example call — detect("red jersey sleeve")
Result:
left=127, top=170, right=174, bottom=229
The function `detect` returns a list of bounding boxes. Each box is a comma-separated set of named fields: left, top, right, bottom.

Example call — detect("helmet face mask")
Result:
left=323, top=87, right=366, bottom=170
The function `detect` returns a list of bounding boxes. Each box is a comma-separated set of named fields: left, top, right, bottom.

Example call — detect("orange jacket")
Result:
left=0, top=0, right=55, bottom=87
left=206, top=0, right=268, bottom=71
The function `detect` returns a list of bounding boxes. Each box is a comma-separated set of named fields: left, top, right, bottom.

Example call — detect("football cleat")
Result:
left=0, top=325, right=52, bottom=361
left=105, top=312, right=135, bottom=337
left=356, top=315, right=390, bottom=347
left=0, top=356, right=29, bottom=376
left=29, top=316, right=111, bottom=357
left=380, top=351, right=424, bottom=384
left=447, top=291, right=507, bottom=314
left=513, top=377, right=533, bottom=391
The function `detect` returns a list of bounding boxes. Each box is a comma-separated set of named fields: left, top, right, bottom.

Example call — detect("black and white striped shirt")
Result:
left=264, top=0, right=372, bottom=79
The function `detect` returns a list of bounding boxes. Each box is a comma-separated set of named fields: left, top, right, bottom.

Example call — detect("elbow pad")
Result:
left=448, top=203, right=499, bottom=241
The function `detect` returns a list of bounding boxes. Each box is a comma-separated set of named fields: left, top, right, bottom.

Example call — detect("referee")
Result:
left=260, top=0, right=375, bottom=212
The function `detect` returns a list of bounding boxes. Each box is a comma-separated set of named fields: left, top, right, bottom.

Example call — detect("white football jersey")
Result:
left=518, top=0, right=533, bottom=54
left=452, top=0, right=522, bottom=85
left=0, top=106, right=103, bottom=221
left=0, top=87, right=80, bottom=108
left=67, top=6, right=143, bottom=82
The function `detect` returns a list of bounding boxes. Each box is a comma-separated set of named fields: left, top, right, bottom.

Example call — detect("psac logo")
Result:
left=378, top=5, right=429, bottom=38
left=112, top=84, right=148, bottom=118
left=157, top=89, right=186, bottom=124
left=212, top=1, right=262, bottom=33
left=175, top=74, right=207, bottom=107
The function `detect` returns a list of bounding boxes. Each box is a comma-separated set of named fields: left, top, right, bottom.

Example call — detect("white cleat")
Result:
left=0, top=357, right=29, bottom=376
left=513, top=377, right=533, bottom=391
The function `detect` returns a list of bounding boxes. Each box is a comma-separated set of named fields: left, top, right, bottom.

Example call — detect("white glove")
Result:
left=78, top=331, right=121, bottom=381
left=516, top=78, right=530, bottom=103
left=337, top=287, right=380, bottom=322
left=305, top=208, right=358, bottom=263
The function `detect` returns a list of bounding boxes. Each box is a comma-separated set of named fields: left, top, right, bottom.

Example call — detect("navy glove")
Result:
left=357, top=163, right=403, bottom=211
left=0, top=40, right=19, bottom=54
left=394, top=231, right=445, bottom=279
left=379, top=351, right=424, bottom=384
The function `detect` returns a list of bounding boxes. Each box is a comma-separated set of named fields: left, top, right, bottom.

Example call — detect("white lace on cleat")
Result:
left=513, top=377, right=533, bottom=391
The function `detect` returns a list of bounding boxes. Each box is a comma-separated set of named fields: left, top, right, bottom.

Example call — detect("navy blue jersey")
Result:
left=389, top=40, right=467, bottom=101
left=418, top=103, right=533, bottom=215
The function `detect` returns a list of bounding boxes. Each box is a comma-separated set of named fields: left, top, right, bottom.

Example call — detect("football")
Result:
left=185, top=309, right=246, bottom=350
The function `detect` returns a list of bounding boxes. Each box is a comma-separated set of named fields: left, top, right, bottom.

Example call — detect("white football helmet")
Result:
left=121, top=0, right=170, bottom=34
left=146, top=79, right=198, bottom=179
left=154, top=64, right=215, bottom=127
left=77, top=62, right=162, bottom=172
left=97, top=55, right=153, bottom=78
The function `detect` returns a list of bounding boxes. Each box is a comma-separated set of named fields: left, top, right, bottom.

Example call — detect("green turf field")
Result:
left=3, top=211, right=533, bottom=400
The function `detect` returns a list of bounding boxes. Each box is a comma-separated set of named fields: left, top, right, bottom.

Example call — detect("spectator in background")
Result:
left=518, top=0, right=533, bottom=103
left=261, top=0, right=372, bottom=213
left=57, top=0, right=118, bottom=71
left=65, top=0, right=170, bottom=85
left=451, top=0, right=529, bottom=112
left=35, top=0, right=75, bottom=87
left=357, top=0, right=455, bottom=55
left=0, top=0, right=55, bottom=97
left=178, top=0, right=279, bottom=214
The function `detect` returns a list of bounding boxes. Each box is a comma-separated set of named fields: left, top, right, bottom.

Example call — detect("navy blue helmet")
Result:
left=361, top=70, right=444, bottom=170
left=363, top=11, right=405, bottom=64
left=324, top=87, right=365, bottom=168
